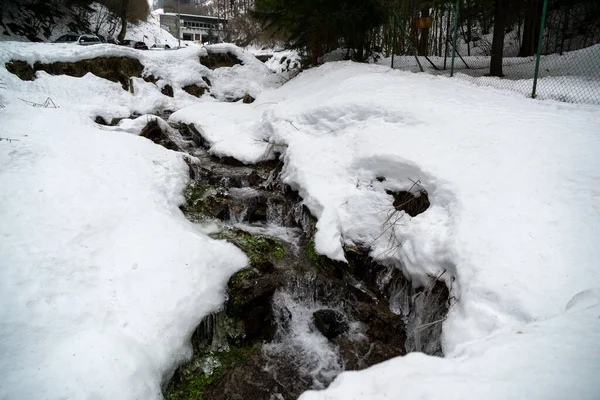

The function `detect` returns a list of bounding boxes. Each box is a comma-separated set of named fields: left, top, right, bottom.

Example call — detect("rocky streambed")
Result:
left=123, top=117, right=450, bottom=400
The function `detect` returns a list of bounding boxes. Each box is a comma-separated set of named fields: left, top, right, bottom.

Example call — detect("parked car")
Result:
left=53, top=34, right=101, bottom=45
left=119, top=40, right=149, bottom=50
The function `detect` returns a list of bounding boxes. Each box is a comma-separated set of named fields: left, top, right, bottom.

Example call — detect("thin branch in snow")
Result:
left=19, top=97, right=59, bottom=108
left=0, top=137, right=20, bottom=143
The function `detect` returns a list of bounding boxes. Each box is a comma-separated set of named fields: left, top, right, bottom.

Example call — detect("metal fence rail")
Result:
left=389, top=0, right=600, bottom=105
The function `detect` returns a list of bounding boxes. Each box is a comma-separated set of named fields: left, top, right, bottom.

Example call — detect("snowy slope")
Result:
left=0, top=41, right=279, bottom=118
left=0, top=43, right=270, bottom=400
left=170, top=61, right=600, bottom=399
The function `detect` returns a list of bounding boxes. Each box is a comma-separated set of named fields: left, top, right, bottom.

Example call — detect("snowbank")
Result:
left=0, top=43, right=250, bottom=399
left=0, top=41, right=281, bottom=116
left=169, top=61, right=600, bottom=399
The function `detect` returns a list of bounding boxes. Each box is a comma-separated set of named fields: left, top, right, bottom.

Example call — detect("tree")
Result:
left=252, top=0, right=386, bottom=65
left=518, top=0, right=543, bottom=56
left=104, top=0, right=149, bottom=42
left=417, top=1, right=431, bottom=56
left=489, top=0, right=505, bottom=76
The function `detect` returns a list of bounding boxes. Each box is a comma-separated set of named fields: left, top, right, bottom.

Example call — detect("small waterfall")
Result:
left=263, top=274, right=345, bottom=390
left=192, top=310, right=231, bottom=353
left=386, top=271, right=448, bottom=356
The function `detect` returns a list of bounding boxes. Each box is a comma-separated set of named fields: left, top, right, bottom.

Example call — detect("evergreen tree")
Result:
left=252, top=0, right=386, bottom=65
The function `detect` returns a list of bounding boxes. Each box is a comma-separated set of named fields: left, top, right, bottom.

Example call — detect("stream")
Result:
left=131, top=116, right=450, bottom=400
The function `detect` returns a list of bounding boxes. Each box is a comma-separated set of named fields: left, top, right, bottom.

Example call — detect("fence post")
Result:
left=450, top=0, right=460, bottom=77
left=532, top=0, right=549, bottom=98
left=391, top=8, right=397, bottom=69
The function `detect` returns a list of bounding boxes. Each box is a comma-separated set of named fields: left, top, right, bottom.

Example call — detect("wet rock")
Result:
left=139, top=119, right=179, bottom=151
left=389, top=189, right=430, bottom=217
left=182, top=84, right=207, bottom=97
left=161, top=84, right=174, bottom=97
left=313, top=309, right=348, bottom=339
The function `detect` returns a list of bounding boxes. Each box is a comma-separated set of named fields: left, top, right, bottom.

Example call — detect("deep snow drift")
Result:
left=171, top=62, right=600, bottom=399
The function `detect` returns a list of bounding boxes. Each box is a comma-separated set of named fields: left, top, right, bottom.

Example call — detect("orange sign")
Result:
left=416, top=17, right=433, bottom=29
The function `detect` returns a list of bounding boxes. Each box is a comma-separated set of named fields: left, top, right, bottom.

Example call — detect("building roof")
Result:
left=161, top=12, right=227, bottom=22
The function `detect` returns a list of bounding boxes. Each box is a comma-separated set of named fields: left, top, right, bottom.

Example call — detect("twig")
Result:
left=0, top=137, right=20, bottom=143
left=415, top=317, right=447, bottom=331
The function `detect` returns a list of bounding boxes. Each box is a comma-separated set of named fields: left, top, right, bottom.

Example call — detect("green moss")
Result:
left=166, top=346, right=257, bottom=400
left=306, top=241, right=337, bottom=271
left=273, top=245, right=285, bottom=260
left=211, top=228, right=285, bottom=266
left=166, top=373, right=214, bottom=400
left=230, top=267, right=255, bottom=284
left=181, top=183, right=219, bottom=222
left=306, top=241, right=320, bottom=265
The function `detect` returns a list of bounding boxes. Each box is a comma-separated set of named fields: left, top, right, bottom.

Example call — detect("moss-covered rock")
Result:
left=211, top=228, right=285, bottom=267
left=166, top=345, right=259, bottom=400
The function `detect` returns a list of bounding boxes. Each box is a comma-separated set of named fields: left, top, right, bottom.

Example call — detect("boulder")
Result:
left=312, top=309, right=348, bottom=339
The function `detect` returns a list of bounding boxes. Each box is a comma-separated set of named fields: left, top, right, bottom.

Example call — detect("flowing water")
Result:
left=151, top=118, right=450, bottom=400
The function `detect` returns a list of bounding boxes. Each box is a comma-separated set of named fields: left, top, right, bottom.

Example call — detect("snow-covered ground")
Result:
left=378, top=44, right=600, bottom=104
left=172, top=62, right=600, bottom=399
left=0, top=42, right=275, bottom=400
left=2, top=40, right=600, bottom=400
left=0, top=41, right=279, bottom=117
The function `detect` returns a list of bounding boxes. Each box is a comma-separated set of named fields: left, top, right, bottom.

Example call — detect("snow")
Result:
left=377, top=44, right=600, bottom=104
left=2, top=36, right=600, bottom=400
left=167, top=61, right=600, bottom=399
left=0, top=41, right=280, bottom=118
left=301, top=291, right=600, bottom=400
left=0, top=43, right=251, bottom=399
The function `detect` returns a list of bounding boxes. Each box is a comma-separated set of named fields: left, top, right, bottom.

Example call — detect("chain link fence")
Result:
left=386, top=0, right=600, bottom=105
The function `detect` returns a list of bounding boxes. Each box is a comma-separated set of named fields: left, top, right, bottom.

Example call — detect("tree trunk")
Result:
left=519, top=0, right=542, bottom=57
left=418, top=6, right=430, bottom=56
left=311, top=29, right=318, bottom=66
left=489, top=0, right=505, bottom=76
left=117, top=0, right=129, bottom=42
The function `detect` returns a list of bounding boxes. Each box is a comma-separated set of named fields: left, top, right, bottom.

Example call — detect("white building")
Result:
left=159, top=12, right=227, bottom=43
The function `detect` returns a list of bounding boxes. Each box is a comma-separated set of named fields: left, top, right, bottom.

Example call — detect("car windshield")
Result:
left=80, top=36, right=99, bottom=43
left=55, top=35, right=78, bottom=42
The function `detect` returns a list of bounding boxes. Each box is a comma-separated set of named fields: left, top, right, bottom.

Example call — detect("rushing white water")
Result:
left=263, top=278, right=344, bottom=389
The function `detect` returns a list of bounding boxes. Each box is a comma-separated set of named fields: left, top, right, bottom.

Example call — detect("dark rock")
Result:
left=312, top=309, right=348, bottom=339
left=246, top=170, right=262, bottom=187
left=182, top=84, right=207, bottom=98
left=143, top=74, right=159, bottom=83
left=161, top=84, right=174, bottom=97
left=94, top=116, right=109, bottom=125
left=200, top=51, right=243, bottom=69
left=390, top=190, right=430, bottom=217
left=255, top=54, right=272, bottom=63
left=6, top=57, right=144, bottom=90
left=139, top=119, right=179, bottom=151
left=242, top=93, right=255, bottom=104
left=202, top=76, right=212, bottom=87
